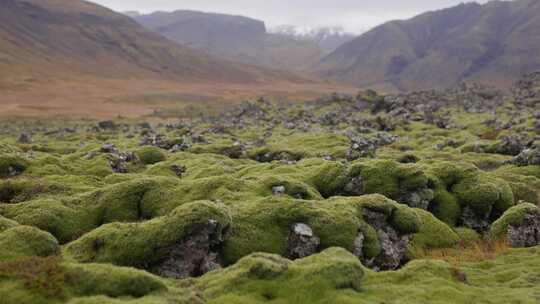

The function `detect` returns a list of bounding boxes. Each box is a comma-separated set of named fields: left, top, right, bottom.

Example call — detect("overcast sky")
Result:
left=89, top=0, right=492, bottom=33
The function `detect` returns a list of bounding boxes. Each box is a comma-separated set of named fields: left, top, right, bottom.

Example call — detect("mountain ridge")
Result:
left=315, top=0, right=540, bottom=91
left=134, top=10, right=326, bottom=71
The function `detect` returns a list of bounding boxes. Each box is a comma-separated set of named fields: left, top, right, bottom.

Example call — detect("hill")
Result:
left=0, top=0, right=356, bottom=118
left=315, top=0, right=540, bottom=91
left=134, top=10, right=325, bottom=71
left=0, top=0, right=301, bottom=84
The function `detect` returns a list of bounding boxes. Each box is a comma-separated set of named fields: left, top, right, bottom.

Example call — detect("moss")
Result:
left=223, top=195, right=420, bottom=264
left=453, top=227, right=481, bottom=246
left=0, top=257, right=193, bottom=304
left=63, top=201, right=231, bottom=267
left=253, top=175, right=322, bottom=200
left=64, top=262, right=166, bottom=298
left=0, top=226, right=59, bottom=261
left=452, top=174, right=514, bottom=218
left=408, top=209, right=459, bottom=257
left=247, top=132, right=349, bottom=161
left=429, top=183, right=461, bottom=226
left=301, top=159, right=349, bottom=198
left=389, top=205, right=422, bottom=234
left=0, top=178, right=67, bottom=203
left=0, top=256, right=65, bottom=302
left=490, top=203, right=540, bottom=239
left=0, top=177, right=177, bottom=243
left=351, top=160, right=430, bottom=205
left=0, top=154, right=29, bottom=178
left=136, top=147, right=167, bottom=165
left=493, top=167, right=540, bottom=205
left=422, top=161, right=515, bottom=226
left=199, top=248, right=364, bottom=303
left=0, top=215, right=18, bottom=232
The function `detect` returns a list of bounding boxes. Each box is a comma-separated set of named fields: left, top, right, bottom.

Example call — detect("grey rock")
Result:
left=507, top=210, right=540, bottom=248
left=170, top=164, right=187, bottom=177
left=18, top=133, right=32, bottom=144
left=460, top=206, right=491, bottom=233
left=288, top=223, right=320, bottom=259
left=343, top=176, right=364, bottom=196
left=272, top=186, right=286, bottom=196
left=511, top=146, right=540, bottom=166
left=148, top=219, right=226, bottom=279
left=362, top=209, right=412, bottom=271
left=399, top=189, right=434, bottom=210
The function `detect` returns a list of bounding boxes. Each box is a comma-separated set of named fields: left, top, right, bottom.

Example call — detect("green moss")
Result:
left=408, top=209, right=459, bottom=257
left=0, top=226, right=59, bottom=261
left=0, top=177, right=178, bottom=243
left=136, top=147, right=167, bottom=165
left=351, top=160, right=430, bottom=204
left=422, top=161, right=515, bottom=226
left=199, top=248, right=364, bottom=303
left=64, top=263, right=166, bottom=298
left=490, top=203, right=540, bottom=239
left=223, top=195, right=420, bottom=264
left=390, top=206, right=422, bottom=234
left=199, top=246, right=540, bottom=304
left=453, top=227, right=481, bottom=246
left=63, top=201, right=231, bottom=267
left=0, top=154, right=29, bottom=178
left=0, top=215, right=18, bottom=232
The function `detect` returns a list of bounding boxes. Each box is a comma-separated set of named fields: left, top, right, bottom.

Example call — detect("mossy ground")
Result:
left=0, top=97, right=538, bottom=303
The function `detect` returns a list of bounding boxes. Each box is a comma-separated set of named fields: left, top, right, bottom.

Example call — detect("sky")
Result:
left=89, top=0, right=492, bottom=33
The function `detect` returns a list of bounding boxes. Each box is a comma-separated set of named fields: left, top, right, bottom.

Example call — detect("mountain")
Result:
left=134, top=10, right=324, bottom=71
left=315, top=0, right=540, bottom=91
left=269, top=25, right=355, bottom=54
left=0, top=0, right=290, bottom=84
left=122, top=11, right=141, bottom=17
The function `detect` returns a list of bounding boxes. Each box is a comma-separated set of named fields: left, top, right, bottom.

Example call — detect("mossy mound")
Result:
left=490, top=202, right=540, bottom=239
left=0, top=226, right=59, bottom=261
left=222, top=195, right=421, bottom=264
left=0, top=177, right=178, bottom=243
left=199, top=246, right=540, bottom=304
left=63, top=200, right=231, bottom=267
left=408, top=209, right=460, bottom=257
left=0, top=154, right=29, bottom=178
left=0, top=257, right=199, bottom=304
left=424, top=161, right=515, bottom=227
left=198, top=248, right=364, bottom=303
left=136, top=146, right=167, bottom=165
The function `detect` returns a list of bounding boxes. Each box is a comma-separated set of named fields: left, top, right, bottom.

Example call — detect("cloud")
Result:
left=89, top=0, right=492, bottom=33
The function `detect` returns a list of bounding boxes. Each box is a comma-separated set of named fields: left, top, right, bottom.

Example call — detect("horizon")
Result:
left=88, top=0, right=493, bottom=34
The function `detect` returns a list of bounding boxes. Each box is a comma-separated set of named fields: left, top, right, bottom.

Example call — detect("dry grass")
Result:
left=0, top=77, right=358, bottom=120
left=414, top=239, right=511, bottom=266
left=0, top=256, right=65, bottom=298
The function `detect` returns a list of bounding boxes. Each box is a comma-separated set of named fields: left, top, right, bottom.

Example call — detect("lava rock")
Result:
left=362, top=209, right=412, bottom=271
left=149, top=219, right=225, bottom=279
left=511, top=146, right=540, bottom=166
left=18, top=133, right=32, bottom=144
left=507, top=210, right=540, bottom=248
left=459, top=206, right=491, bottom=233
left=288, top=223, right=320, bottom=259
left=272, top=186, right=286, bottom=196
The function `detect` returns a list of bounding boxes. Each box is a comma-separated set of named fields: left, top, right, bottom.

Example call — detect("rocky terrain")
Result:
left=0, top=72, right=539, bottom=303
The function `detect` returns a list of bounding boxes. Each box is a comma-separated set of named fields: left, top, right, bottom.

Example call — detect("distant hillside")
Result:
left=315, top=0, right=540, bottom=91
left=269, top=25, right=355, bottom=54
left=134, top=10, right=324, bottom=71
left=0, top=0, right=291, bottom=84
